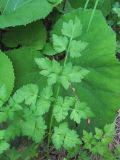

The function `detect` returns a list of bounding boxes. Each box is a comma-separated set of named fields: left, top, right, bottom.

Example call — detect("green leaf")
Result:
left=113, top=8, right=120, bottom=25
left=35, top=87, right=53, bottom=115
left=69, top=40, right=88, bottom=58
left=61, top=63, right=89, bottom=89
left=7, top=148, right=20, bottom=160
left=6, top=47, right=45, bottom=90
left=52, top=123, right=81, bottom=150
left=19, top=145, right=38, bottom=160
left=69, top=0, right=111, bottom=16
left=35, top=58, right=62, bottom=85
left=78, top=150, right=91, bottom=160
left=5, top=122, right=21, bottom=141
left=43, top=43, right=57, bottom=56
left=0, top=51, right=14, bottom=104
left=35, top=58, right=89, bottom=89
left=48, top=0, right=63, bottom=5
left=82, top=131, right=96, bottom=150
left=0, top=130, right=5, bottom=140
left=70, top=101, right=93, bottom=124
left=13, top=84, right=38, bottom=105
left=52, top=8, right=120, bottom=128
left=103, top=123, right=115, bottom=137
left=0, top=0, right=53, bottom=28
left=94, top=128, right=103, bottom=140
left=21, top=116, right=46, bottom=143
left=52, top=34, right=68, bottom=53
left=61, top=16, right=82, bottom=38
left=2, top=21, right=47, bottom=50
left=0, top=85, right=7, bottom=108
left=53, top=96, right=74, bottom=122
left=115, top=145, right=120, bottom=157
left=0, top=141, right=10, bottom=154
left=0, top=112, right=7, bottom=123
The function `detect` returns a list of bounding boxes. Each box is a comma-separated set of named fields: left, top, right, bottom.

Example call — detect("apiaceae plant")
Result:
left=0, top=0, right=120, bottom=159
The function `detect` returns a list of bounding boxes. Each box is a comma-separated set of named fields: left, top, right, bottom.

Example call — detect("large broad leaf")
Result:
left=2, top=21, right=47, bottom=50
left=52, top=9, right=120, bottom=128
left=0, top=51, right=14, bottom=104
left=6, top=47, right=46, bottom=90
left=0, top=0, right=53, bottom=28
left=69, top=0, right=111, bottom=16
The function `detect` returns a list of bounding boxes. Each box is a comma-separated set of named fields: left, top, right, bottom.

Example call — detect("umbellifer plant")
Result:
left=0, top=0, right=120, bottom=159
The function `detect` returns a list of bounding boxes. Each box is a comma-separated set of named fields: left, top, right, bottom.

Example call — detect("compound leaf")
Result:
left=52, top=123, right=81, bottom=150
left=53, top=96, right=74, bottom=122
left=52, top=34, right=68, bottom=53
left=21, top=116, right=46, bottom=143
left=61, top=16, right=82, bottom=38
left=69, top=40, right=88, bottom=58
left=70, top=101, right=93, bottom=124
left=13, top=84, right=39, bottom=105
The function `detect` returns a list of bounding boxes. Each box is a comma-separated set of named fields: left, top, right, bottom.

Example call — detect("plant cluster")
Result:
left=0, top=0, right=120, bottom=159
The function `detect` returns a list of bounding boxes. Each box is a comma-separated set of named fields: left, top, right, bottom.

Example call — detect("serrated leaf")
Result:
left=69, top=40, right=88, bottom=58
left=35, top=87, right=53, bottom=115
left=35, top=58, right=62, bottom=86
left=61, top=16, right=82, bottom=38
left=70, top=101, right=93, bottom=124
left=0, top=141, right=10, bottom=154
left=94, top=128, right=103, bottom=140
left=52, top=34, right=68, bottom=52
left=82, top=131, right=96, bottom=150
left=21, top=116, right=46, bottom=143
left=5, top=122, right=21, bottom=141
left=52, top=123, right=81, bottom=150
left=53, top=96, right=74, bottom=122
left=61, top=63, right=89, bottom=89
left=0, top=51, right=14, bottom=104
left=35, top=58, right=89, bottom=89
left=13, top=84, right=38, bottom=105
left=2, top=21, right=47, bottom=50
left=0, top=0, right=53, bottom=28
left=104, top=123, right=115, bottom=137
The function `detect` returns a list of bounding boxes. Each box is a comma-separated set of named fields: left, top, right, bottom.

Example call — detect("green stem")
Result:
left=47, top=84, right=60, bottom=156
left=47, top=28, right=74, bottom=156
left=84, top=0, right=90, bottom=10
left=87, top=0, right=100, bottom=32
left=63, top=35, right=73, bottom=66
